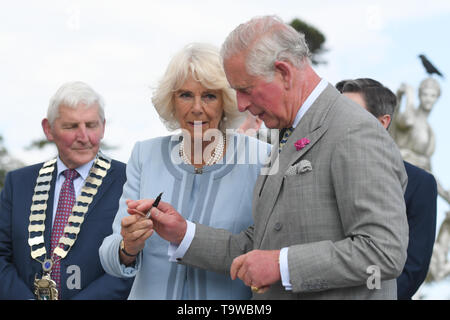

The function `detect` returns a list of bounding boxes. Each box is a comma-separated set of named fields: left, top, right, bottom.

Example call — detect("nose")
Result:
left=76, top=125, right=89, bottom=142
left=191, top=96, right=204, bottom=114
left=236, top=91, right=250, bottom=112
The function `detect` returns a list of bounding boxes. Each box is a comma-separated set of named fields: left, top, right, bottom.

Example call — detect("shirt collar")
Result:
left=292, top=78, right=328, bottom=128
left=56, top=156, right=95, bottom=180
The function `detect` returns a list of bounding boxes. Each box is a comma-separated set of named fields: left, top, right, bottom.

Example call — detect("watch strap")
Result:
left=120, top=240, right=139, bottom=257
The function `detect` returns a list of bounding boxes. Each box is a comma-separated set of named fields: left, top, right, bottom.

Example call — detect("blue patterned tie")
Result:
left=279, top=127, right=294, bottom=152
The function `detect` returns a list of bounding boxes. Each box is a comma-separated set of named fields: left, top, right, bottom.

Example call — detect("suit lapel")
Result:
left=280, top=121, right=329, bottom=171
left=255, top=84, right=339, bottom=247
left=255, top=139, right=280, bottom=198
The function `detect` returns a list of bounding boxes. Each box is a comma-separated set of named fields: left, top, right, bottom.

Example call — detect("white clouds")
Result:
left=1, top=0, right=450, bottom=164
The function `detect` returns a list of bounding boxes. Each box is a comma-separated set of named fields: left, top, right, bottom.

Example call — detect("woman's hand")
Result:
left=119, top=201, right=154, bottom=265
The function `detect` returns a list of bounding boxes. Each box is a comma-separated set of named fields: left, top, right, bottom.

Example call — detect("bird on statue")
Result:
left=419, top=54, right=444, bottom=78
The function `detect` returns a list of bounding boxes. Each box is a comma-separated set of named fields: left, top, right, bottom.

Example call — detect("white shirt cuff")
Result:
left=168, top=220, right=196, bottom=262
left=280, top=247, right=292, bottom=291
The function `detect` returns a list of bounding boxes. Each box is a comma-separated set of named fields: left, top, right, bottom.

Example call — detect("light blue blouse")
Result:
left=99, top=133, right=271, bottom=299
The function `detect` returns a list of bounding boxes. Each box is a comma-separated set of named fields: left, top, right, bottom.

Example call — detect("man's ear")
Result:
left=42, top=118, right=54, bottom=142
left=378, top=114, right=391, bottom=130
left=274, top=60, right=293, bottom=90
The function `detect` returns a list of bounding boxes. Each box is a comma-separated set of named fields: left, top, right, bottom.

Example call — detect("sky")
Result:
left=1, top=0, right=450, bottom=298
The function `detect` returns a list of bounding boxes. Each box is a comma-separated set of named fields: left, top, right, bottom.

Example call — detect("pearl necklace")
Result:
left=179, top=133, right=226, bottom=166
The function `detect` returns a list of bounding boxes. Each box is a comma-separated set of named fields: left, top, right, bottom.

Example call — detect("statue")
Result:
left=391, top=77, right=450, bottom=203
left=390, top=77, right=440, bottom=172
left=390, top=77, right=450, bottom=290
left=427, top=211, right=450, bottom=283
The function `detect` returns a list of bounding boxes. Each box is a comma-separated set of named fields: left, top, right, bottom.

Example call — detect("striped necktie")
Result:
left=50, top=168, right=79, bottom=297
left=279, top=127, right=294, bottom=152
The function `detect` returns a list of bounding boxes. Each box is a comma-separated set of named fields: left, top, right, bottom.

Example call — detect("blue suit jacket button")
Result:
left=274, top=222, right=282, bottom=231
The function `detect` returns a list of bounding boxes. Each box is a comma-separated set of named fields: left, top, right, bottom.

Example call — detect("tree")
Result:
left=289, top=18, right=327, bottom=65
left=0, top=136, right=7, bottom=190
left=0, top=135, right=24, bottom=191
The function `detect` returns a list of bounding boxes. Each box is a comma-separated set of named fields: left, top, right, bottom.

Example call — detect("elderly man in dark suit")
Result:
left=336, top=78, right=438, bottom=299
left=127, top=16, right=409, bottom=299
left=0, top=81, right=133, bottom=299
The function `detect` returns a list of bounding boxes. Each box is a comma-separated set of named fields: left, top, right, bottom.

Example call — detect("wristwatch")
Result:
left=120, top=239, right=139, bottom=257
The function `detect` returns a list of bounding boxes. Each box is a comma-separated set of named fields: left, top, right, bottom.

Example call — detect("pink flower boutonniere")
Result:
left=294, top=138, right=310, bottom=151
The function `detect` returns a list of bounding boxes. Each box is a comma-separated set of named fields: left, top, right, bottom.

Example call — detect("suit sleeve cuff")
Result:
left=280, top=247, right=292, bottom=291
left=168, top=220, right=196, bottom=262
left=116, top=237, right=142, bottom=277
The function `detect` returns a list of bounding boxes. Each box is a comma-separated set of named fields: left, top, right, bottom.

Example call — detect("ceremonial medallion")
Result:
left=34, top=273, right=58, bottom=300
left=28, top=154, right=111, bottom=300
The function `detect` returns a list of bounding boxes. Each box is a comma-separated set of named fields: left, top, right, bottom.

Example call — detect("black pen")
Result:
left=146, top=192, right=163, bottom=218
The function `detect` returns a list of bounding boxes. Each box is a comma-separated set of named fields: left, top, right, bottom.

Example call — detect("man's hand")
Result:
left=230, top=249, right=281, bottom=293
left=127, top=199, right=187, bottom=245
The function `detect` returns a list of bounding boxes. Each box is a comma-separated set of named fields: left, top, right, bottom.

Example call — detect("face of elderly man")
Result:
left=42, top=103, right=105, bottom=169
left=173, top=75, right=224, bottom=140
left=224, top=53, right=293, bottom=129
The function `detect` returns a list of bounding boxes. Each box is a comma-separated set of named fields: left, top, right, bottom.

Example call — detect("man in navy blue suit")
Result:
left=336, top=78, right=438, bottom=299
left=0, top=81, right=133, bottom=299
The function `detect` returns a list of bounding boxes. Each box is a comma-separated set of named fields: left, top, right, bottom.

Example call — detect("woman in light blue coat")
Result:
left=99, top=43, right=271, bottom=299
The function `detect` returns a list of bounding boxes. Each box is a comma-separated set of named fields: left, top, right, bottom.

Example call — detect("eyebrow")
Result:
left=175, top=89, right=220, bottom=94
left=234, top=86, right=252, bottom=93
left=61, top=119, right=99, bottom=125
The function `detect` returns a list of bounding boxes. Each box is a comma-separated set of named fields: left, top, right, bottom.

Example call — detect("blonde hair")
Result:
left=152, top=43, right=242, bottom=131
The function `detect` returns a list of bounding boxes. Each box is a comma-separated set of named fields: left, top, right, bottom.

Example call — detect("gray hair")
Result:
left=152, top=42, right=242, bottom=131
left=221, top=15, right=311, bottom=80
left=47, top=81, right=105, bottom=124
